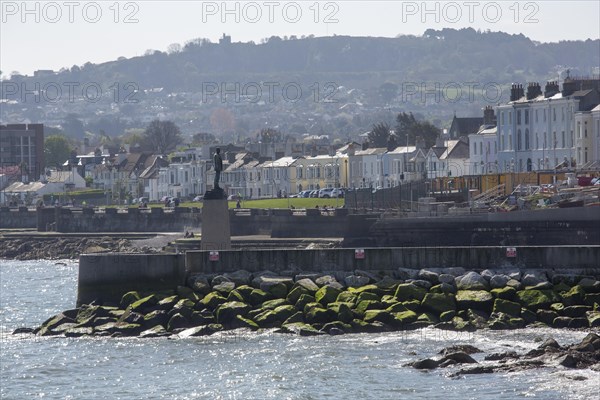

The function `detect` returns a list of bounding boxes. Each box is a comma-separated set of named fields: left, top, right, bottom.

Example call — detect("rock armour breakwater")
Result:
left=28, top=268, right=600, bottom=357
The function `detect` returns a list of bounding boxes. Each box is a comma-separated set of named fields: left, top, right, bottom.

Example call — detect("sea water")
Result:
left=1, top=260, right=598, bottom=399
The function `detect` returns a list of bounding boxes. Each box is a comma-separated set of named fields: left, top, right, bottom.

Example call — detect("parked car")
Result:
left=330, top=188, right=344, bottom=198
left=318, top=188, right=334, bottom=198
left=309, top=190, right=319, bottom=198
left=297, top=190, right=311, bottom=198
left=192, top=195, right=203, bottom=201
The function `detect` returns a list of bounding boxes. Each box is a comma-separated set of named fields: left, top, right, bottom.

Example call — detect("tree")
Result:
left=142, top=120, right=183, bottom=154
left=258, top=128, right=282, bottom=143
left=395, top=112, right=440, bottom=149
left=62, top=114, right=85, bottom=139
left=368, top=122, right=392, bottom=147
left=44, top=135, right=72, bottom=168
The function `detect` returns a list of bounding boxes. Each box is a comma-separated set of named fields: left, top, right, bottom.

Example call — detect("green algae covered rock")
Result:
left=305, top=306, right=336, bottom=324
left=455, top=290, right=493, bottom=312
left=421, top=293, right=456, bottom=315
left=327, top=302, right=354, bottom=323
left=178, top=324, right=224, bottom=338
left=293, top=278, right=319, bottom=293
left=120, top=291, right=141, bottom=309
left=417, top=312, right=438, bottom=325
left=177, top=286, right=200, bottom=302
left=402, top=300, right=421, bottom=312
left=521, top=308, right=537, bottom=325
left=440, top=310, right=456, bottom=322
left=392, top=310, right=418, bottom=325
left=129, top=294, right=159, bottom=313
left=235, top=315, right=259, bottom=330
left=280, top=322, right=323, bottom=336
left=363, top=309, right=393, bottom=324
left=282, top=311, right=304, bottom=325
left=167, top=313, right=189, bottom=331
left=249, top=289, right=272, bottom=306
left=143, top=310, right=169, bottom=328
left=295, top=294, right=316, bottom=310
left=336, top=292, right=358, bottom=305
left=492, top=298, right=522, bottom=317
left=265, top=282, right=288, bottom=299
left=517, top=289, right=560, bottom=310
left=587, top=311, right=600, bottom=327
left=272, top=305, right=297, bottom=322
left=584, top=293, right=600, bottom=307
left=199, top=292, right=226, bottom=310
left=315, top=285, right=342, bottom=306
left=286, top=286, right=309, bottom=304
left=348, top=284, right=381, bottom=295
left=215, top=301, right=252, bottom=324
left=170, top=299, right=195, bottom=319
left=353, top=300, right=383, bottom=317
left=157, top=295, right=179, bottom=311
left=226, top=290, right=245, bottom=303
left=561, top=285, right=585, bottom=306
left=490, top=286, right=517, bottom=301
left=262, top=298, right=289, bottom=310
left=385, top=302, right=409, bottom=313
left=356, top=291, right=380, bottom=303
left=394, top=283, right=427, bottom=302
left=321, top=321, right=353, bottom=334
left=253, top=310, right=279, bottom=327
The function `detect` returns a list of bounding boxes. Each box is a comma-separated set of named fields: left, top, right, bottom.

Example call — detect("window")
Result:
left=473, top=142, right=477, bottom=155
left=544, top=109, right=547, bottom=122
left=553, top=108, right=556, bottom=121
left=525, top=129, right=530, bottom=150
left=509, top=111, right=512, bottom=124
left=535, top=133, right=539, bottom=149
left=517, top=110, right=521, bottom=125
left=479, top=142, right=482, bottom=155
left=584, top=121, right=588, bottom=138
left=561, top=131, right=565, bottom=148
left=535, top=109, right=538, bottom=123
left=517, top=129, right=522, bottom=151
left=525, top=110, right=529, bottom=124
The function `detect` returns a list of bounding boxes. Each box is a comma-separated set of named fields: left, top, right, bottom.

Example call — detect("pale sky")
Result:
left=1, top=0, right=599, bottom=76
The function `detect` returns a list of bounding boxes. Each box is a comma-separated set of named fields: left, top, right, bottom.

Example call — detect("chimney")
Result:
left=415, top=136, right=425, bottom=150
left=362, top=141, right=369, bottom=151
left=544, top=81, right=559, bottom=98
left=510, top=83, right=524, bottom=101
left=226, top=151, right=236, bottom=164
left=483, top=106, right=496, bottom=126
left=526, top=82, right=542, bottom=100
left=435, top=136, right=445, bottom=147
left=562, top=78, right=577, bottom=97
left=347, top=143, right=356, bottom=156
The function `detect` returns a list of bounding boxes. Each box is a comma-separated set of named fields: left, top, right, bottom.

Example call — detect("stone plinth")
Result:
left=201, top=191, right=231, bottom=250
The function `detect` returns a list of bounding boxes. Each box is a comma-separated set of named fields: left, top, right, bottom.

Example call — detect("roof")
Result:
left=387, top=146, right=417, bottom=154
left=354, top=147, right=387, bottom=156
left=449, top=116, right=484, bottom=136
left=4, top=181, right=46, bottom=193
left=475, top=126, right=497, bottom=135
left=47, top=171, right=74, bottom=183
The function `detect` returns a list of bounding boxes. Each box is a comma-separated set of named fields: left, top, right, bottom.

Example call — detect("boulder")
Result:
left=374, top=277, right=402, bottom=291
left=363, top=309, right=394, bottom=324
left=315, top=285, right=342, bottom=306
left=143, top=310, right=169, bottom=328
left=190, top=309, right=215, bottom=326
left=455, top=290, right=493, bottom=312
left=64, top=327, right=94, bottom=337
left=280, top=322, right=323, bottom=336
left=253, top=310, right=279, bottom=327
left=521, top=270, right=548, bottom=287
left=286, top=286, right=309, bottom=304
left=489, top=275, right=510, bottom=289
left=395, top=268, right=419, bottom=281
left=505, top=279, right=522, bottom=290
left=456, top=272, right=489, bottom=291
left=480, top=269, right=495, bottom=281
left=226, top=290, right=245, bottom=303
left=253, top=276, right=293, bottom=291
left=583, top=293, right=600, bottom=307
left=167, top=313, right=190, bottom=331
left=211, top=275, right=232, bottom=286
left=169, top=299, right=196, bottom=319
left=438, top=274, right=456, bottom=284
left=328, top=302, right=354, bottom=323
left=536, top=309, right=559, bottom=325
left=315, top=275, right=339, bottom=287
left=562, top=285, right=585, bottom=306
left=562, top=305, right=592, bottom=318
left=386, top=302, right=409, bottom=313
left=421, top=293, right=456, bottom=315
left=295, top=294, right=316, bottom=310
left=490, top=286, right=517, bottom=301
left=440, top=352, right=477, bottom=365
left=249, top=289, right=272, bottom=306
left=587, top=311, right=600, bottom=327
left=356, top=291, right=380, bottom=303
left=394, top=283, right=427, bottom=302
left=215, top=301, right=252, bottom=324
left=129, top=295, right=159, bottom=313
left=578, top=278, right=600, bottom=293
left=336, top=292, right=358, bottom=305
left=409, top=279, right=432, bottom=290
left=199, top=292, right=227, bottom=310
left=178, top=324, right=223, bottom=338
left=271, top=305, right=297, bottom=322
left=157, top=295, right=179, bottom=311
left=262, top=298, right=289, bottom=310
left=442, top=267, right=466, bottom=277
left=353, top=300, right=383, bottom=317
left=263, top=282, right=288, bottom=299
left=187, top=274, right=212, bottom=295
left=345, top=275, right=370, bottom=288
left=430, top=283, right=456, bottom=294
left=293, top=278, right=319, bottom=293
left=418, top=269, right=439, bottom=284
left=517, top=289, right=560, bottom=310
left=120, top=291, right=141, bottom=309
left=223, top=270, right=252, bottom=286
left=212, top=281, right=236, bottom=295
left=492, top=298, right=521, bottom=317
left=139, top=325, right=169, bottom=338
left=177, top=286, right=200, bottom=302
left=305, top=306, right=336, bottom=324
left=282, top=312, right=304, bottom=326
left=391, top=310, right=418, bottom=326
left=440, top=310, right=456, bottom=322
